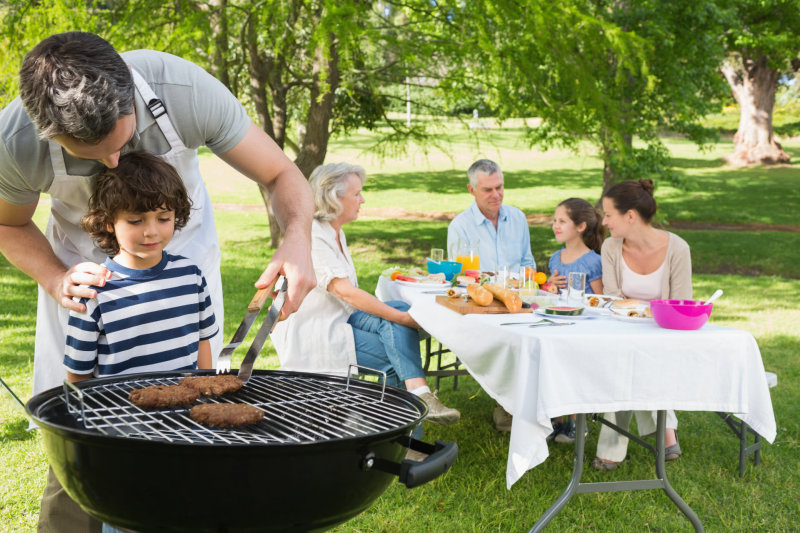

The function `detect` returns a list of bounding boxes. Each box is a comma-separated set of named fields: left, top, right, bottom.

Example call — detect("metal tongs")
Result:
left=236, top=277, right=288, bottom=384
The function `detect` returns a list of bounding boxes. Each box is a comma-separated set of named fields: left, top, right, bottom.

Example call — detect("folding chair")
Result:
left=716, top=371, right=778, bottom=477
left=418, top=330, right=469, bottom=390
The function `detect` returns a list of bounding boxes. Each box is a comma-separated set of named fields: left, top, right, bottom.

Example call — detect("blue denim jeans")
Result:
left=347, top=301, right=425, bottom=389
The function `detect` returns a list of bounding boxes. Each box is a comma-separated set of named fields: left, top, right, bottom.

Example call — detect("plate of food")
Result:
left=534, top=306, right=597, bottom=320
left=394, top=272, right=449, bottom=287
left=608, top=299, right=654, bottom=321
left=584, top=294, right=621, bottom=309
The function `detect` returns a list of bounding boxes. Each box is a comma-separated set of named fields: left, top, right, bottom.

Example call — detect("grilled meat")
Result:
left=189, top=403, right=264, bottom=428
left=179, top=375, right=243, bottom=396
left=129, top=385, right=200, bottom=409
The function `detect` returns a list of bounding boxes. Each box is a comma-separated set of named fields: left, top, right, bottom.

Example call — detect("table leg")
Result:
left=653, top=411, right=705, bottom=532
left=528, top=413, right=588, bottom=532
left=529, top=411, right=704, bottom=533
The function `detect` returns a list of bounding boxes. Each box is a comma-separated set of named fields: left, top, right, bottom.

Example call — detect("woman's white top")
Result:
left=271, top=219, right=358, bottom=375
left=620, top=256, right=665, bottom=301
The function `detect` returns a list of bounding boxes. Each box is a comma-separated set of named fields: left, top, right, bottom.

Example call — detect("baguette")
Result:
left=467, top=283, right=493, bottom=306
left=484, top=283, right=522, bottom=313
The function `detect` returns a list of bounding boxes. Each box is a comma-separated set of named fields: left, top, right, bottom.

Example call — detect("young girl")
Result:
left=545, top=198, right=605, bottom=443
left=548, top=197, right=605, bottom=295
left=64, top=152, right=217, bottom=383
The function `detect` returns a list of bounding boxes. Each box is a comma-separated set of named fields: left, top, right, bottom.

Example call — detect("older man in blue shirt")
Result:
left=447, top=159, right=534, bottom=432
left=447, top=159, right=535, bottom=273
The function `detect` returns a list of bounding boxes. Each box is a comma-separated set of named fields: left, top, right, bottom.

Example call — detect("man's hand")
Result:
left=218, top=123, right=316, bottom=318
left=53, top=262, right=111, bottom=312
left=256, top=232, right=316, bottom=318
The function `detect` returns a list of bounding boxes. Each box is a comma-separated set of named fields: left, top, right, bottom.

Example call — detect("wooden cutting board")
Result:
left=435, top=295, right=532, bottom=314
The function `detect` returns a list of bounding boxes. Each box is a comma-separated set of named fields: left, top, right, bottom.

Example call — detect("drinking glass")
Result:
left=568, top=272, right=587, bottom=305
left=518, top=266, right=537, bottom=290
left=494, top=265, right=511, bottom=289
left=430, top=248, right=444, bottom=263
left=456, top=240, right=480, bottom=274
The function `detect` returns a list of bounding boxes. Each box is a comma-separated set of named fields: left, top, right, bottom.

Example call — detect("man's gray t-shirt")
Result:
left=0, top=49, right=251, bottom=205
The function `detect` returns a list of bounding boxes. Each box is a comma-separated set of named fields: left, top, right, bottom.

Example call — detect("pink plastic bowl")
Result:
left=650, top=299, right=713, bottom=330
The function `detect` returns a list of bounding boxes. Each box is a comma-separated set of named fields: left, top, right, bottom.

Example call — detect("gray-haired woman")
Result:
left=272, top=162, right=460, bottom=426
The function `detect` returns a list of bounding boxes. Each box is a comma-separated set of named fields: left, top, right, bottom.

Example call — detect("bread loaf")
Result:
left=467, top=283, right=493, bottom=306
left=484, top=284, right=522, bottom=312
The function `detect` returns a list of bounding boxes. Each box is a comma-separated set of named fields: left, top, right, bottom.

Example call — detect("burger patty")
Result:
left=179, top=375, right=243, bottom=396
left=129, top=385, right=200, bottom=409
left=189, top=403, right=264, bottom=428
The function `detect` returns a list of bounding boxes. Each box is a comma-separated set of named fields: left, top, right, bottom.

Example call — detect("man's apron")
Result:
left=32, top=69, right=224, bottom=396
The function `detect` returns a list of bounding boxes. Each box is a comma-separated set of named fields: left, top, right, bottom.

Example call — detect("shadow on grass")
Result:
left=775, top=121, right=800, bottom=138
left=670, top=157, right=727, bottom=170
left=366, top=168, right=601, bottom=195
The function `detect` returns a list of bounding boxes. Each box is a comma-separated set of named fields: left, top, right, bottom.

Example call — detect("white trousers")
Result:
left=595, top=410, right=678, bottom=463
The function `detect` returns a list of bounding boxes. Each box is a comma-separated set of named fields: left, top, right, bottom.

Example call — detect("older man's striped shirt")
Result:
left=64, top=253, right=218, bottom=377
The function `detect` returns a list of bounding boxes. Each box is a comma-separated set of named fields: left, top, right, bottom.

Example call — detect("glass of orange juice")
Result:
left=456, top=240, right=480, bottom=273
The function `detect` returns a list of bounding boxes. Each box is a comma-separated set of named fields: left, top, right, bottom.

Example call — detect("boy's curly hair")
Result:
left=82, top=152, right=192, bottom=255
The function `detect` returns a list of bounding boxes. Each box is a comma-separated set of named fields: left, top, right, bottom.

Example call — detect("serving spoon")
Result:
left=705, top=289, right=723, bottom=305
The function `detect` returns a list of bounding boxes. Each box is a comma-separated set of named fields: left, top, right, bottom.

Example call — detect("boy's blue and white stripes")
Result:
left=64, top=254, right=217, bottom=377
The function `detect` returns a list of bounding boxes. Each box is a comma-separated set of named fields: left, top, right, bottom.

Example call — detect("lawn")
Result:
left=1, top=127, right=799, bottom=532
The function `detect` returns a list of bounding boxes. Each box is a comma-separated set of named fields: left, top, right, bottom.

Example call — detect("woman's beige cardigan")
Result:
left=601, top=232, right=693, bottom=300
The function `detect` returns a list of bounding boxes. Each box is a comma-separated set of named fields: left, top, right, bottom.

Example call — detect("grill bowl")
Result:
left=27, top=369, right=454, bottom=532
left=650, top=299, right=712, bottom=330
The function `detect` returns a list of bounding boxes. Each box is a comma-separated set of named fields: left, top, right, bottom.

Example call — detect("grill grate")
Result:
left=61, top=374, right=422, bottom=445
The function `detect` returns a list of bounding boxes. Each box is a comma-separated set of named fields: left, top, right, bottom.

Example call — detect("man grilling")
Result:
left=0, top=32, right=316, bottom=532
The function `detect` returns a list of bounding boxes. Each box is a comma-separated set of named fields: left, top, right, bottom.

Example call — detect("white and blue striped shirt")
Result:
left=64, top=253, right=218, bottom=377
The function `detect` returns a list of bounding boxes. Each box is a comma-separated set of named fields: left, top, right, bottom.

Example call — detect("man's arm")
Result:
left=0, top=197, right=109, bottom=311
left=218, top=122, right=315, bottom=317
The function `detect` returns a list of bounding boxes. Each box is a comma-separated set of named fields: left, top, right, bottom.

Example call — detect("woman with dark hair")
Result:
left=548, top=197, right=605, bottom=294
left=592, top=179, right=692, bottom=471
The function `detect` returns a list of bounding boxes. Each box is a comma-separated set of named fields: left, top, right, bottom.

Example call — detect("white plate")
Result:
left=534, top=308, right=598, bottom=320
left=608, top=310, right=655, bottom=323
left=584, top=294, right=621, bottom=308
left=395, top=279, right=449, bottom=288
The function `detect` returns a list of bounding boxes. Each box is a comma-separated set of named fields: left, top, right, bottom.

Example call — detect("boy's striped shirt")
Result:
left=64, top=253, right=217, bottom=377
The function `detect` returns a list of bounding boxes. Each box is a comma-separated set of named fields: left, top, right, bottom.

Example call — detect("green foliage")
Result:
left=0, top=0, right=105, bottom=107
left=725, top=0, right=800, bottom=69
left=437, top=0, right=730, bottom=187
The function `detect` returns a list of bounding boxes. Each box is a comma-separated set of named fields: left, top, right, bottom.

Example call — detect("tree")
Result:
left=438, top=0, right=730, bottom=193
left=1, top=0, right=453, bottom=246
left=720, top=0, right=800, bottom=166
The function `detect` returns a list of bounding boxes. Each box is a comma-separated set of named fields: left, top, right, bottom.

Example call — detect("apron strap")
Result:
left=130, top=68, right=187, bottom=151
left=48, top=141, right=68, bottom=178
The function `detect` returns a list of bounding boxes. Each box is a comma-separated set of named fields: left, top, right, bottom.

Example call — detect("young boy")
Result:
left=64, top=151, right=218, bottom=382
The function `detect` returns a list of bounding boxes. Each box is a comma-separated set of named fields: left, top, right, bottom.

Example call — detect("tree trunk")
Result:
left=294, top=34, right=340, bottom=178
left=207, top=0, right=231, bottom=92
left=721, top=54, right=790, bottom=166
left=244, top=11, right=284, bottom=248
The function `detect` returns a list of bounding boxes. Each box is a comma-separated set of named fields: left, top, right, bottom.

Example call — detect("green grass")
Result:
left=2, top=127, right=800, bottom=532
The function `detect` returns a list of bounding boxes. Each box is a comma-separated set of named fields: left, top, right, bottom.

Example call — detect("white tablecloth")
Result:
left=376, top=276, right=777, bottom=489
